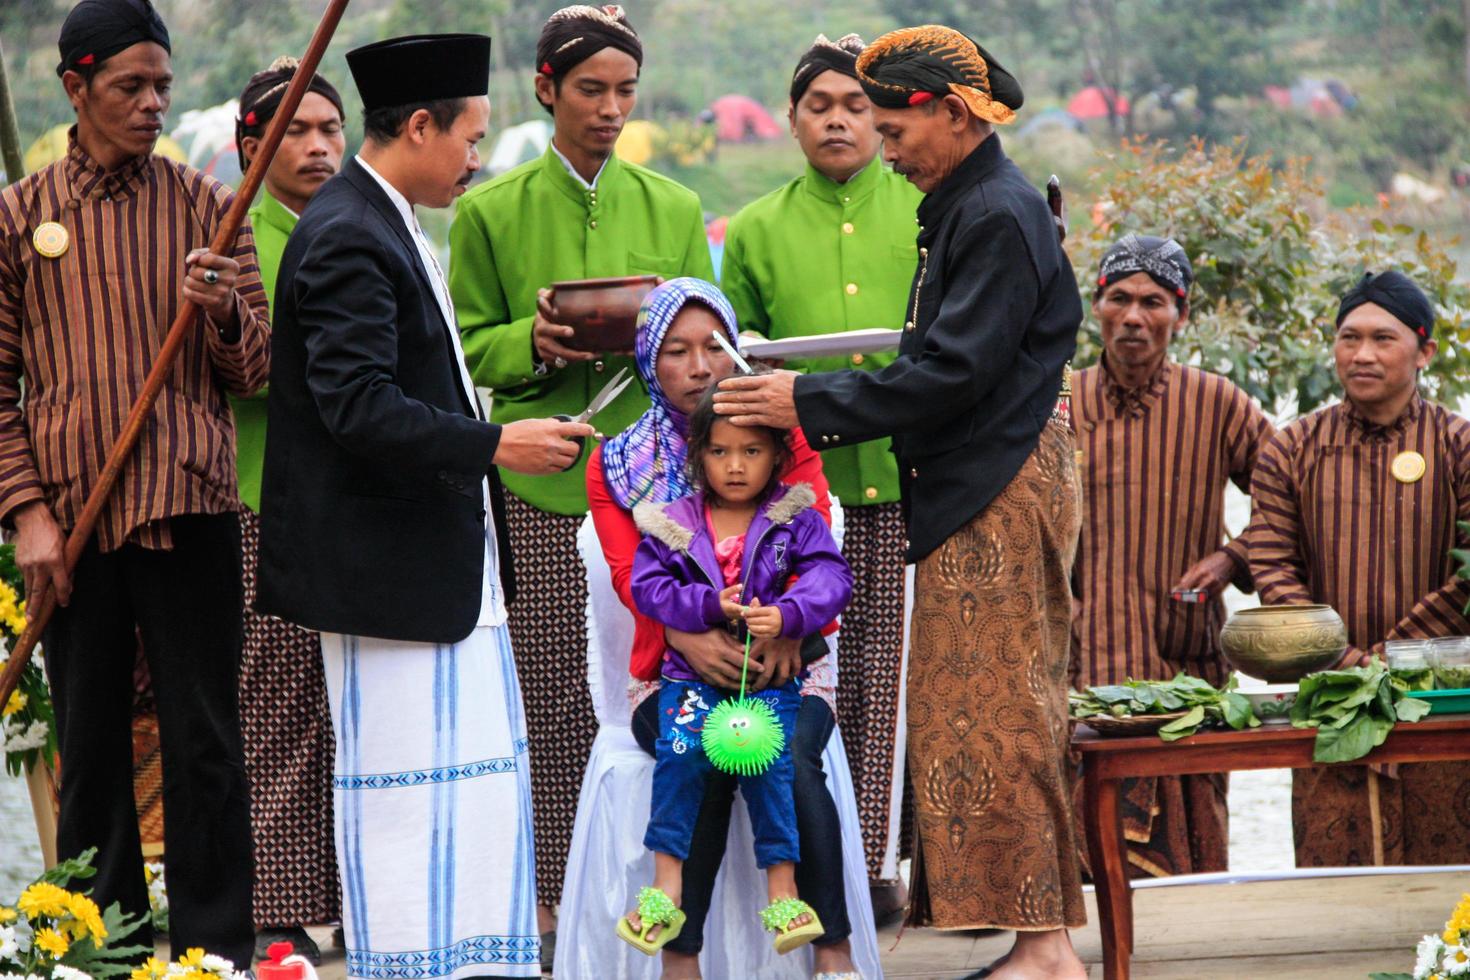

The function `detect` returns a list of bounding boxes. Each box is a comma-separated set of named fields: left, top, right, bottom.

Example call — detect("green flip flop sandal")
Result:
left=616, top=885, right=687, bottom=955
left=760, top=896, right=824, bottom=955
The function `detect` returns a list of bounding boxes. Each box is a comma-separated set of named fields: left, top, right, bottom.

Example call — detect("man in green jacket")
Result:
left=233, top=57, right=346, bottom=958
left=720, top=32, right=922, bottom=916
left=448, top=4, right=713, bottom=925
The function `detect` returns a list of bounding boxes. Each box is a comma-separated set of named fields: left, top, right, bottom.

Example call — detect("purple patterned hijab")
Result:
left=601, top=278, right=740, bottom=509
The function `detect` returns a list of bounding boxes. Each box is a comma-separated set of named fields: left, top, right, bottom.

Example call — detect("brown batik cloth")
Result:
left=1292, top=762, right=1470, bottom=867
left=906, top=422, right=1086, bottom=930
left=131, top=694, right=165, bottom=857
left=238, top=508, right=341, bottom=928
left=503, top=491, right=596, bottom=903
left=836, top=501, right=909, bottom=881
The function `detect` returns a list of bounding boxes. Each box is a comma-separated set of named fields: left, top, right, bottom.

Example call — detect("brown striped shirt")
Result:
left=1071, top=359, right=1274, bottom=686
left=1248, top=396, right=1470, bottom=657
left=0, top=132, right=269, bottom=551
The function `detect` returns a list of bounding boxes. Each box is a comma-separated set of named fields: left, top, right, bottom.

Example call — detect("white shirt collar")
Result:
left=355, top=154, right=417, bottom=229
left=550, top=139, right=609, bottom=190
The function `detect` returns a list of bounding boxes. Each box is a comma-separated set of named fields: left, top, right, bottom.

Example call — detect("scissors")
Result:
left=712, top=329, right=756, bottom=375
left=554, top=366, right=636, bottom=471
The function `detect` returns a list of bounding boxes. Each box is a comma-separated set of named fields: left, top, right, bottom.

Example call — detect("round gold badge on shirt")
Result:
left=32, top=222, right=70, bottom=259
left=1391, top=450, right=1426, bottom=484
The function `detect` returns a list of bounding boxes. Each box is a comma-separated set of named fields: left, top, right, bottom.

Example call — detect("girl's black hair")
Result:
left=683, top=382, right=792, bottom=498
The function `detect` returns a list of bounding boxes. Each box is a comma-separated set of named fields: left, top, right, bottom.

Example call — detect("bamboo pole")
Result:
left=0, top=0, right=354, bottom=712
left=0, top=39, right=25, bottom=184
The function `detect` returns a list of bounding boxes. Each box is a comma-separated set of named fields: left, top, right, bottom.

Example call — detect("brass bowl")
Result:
left=548, top=275, right=660, bottom=353
left=1219, top=604, right=1347, bottom=683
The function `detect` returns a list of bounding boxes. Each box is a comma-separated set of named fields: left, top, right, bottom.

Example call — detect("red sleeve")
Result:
left=785, top=427, right=832, bottom=526
left=587, top=446, right=667, bottom=681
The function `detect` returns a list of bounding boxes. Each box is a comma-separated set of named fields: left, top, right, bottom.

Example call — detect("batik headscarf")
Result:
left=235, top=56, right=345, bottom=170
left=1336, top=270, right=1436, bottom=340
left=536, top=5, right=642, bottom=84
left=855, top=25, right=1022, bottom=125
left=56, top=0, right=170, bottom=77
left=601, top=278, right=741, bottom=509
left=789, top=33, right=865, bottom=105
left=1096, top=233, right=1193, bottom=306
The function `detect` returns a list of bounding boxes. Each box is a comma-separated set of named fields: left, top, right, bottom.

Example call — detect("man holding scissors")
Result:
left=256, top=33, right=591, bottom=975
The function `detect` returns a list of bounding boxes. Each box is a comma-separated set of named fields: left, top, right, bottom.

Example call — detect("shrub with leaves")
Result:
left=1073, top=139, right=1470, bottom=414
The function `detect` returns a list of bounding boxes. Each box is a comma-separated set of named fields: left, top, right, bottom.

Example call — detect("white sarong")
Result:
left=322, top=623, right=539, bottom=979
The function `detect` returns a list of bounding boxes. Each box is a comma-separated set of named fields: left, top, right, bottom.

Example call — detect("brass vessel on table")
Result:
left=1218, top=604, right=1348, bottom=683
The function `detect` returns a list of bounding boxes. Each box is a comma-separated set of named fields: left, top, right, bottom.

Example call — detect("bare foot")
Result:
left=989, top=929, right=1086, bottom=980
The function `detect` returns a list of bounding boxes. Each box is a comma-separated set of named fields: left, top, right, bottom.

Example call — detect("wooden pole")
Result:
left=0, top=39, right=26, bottom=184
left=0, top=0, right=353, bottom=711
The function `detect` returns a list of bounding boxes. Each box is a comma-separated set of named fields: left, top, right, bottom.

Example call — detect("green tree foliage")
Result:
left=1071, top=139, right=1470, bottom=413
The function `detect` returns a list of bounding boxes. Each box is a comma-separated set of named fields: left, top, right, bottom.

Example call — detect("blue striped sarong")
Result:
left=321, top=623, right=540, bottom=979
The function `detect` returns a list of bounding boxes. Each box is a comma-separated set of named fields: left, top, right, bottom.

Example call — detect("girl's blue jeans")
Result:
left=645, top=677, right=802, bottom=869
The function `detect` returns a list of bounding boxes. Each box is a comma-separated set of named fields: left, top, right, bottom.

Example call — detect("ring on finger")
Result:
left=202, top=269, right=220, bottom=285
left=553, top=355, right=567, bottom=369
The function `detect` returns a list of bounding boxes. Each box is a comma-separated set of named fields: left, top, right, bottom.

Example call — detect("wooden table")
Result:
left=1072, top=713, right=1470, bottom=979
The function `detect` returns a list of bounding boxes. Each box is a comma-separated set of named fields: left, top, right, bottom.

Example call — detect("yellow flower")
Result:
left=2, top=690, right=23, bottom=716
left=0, top=905, right=15, bottom=923
left=65, top=892, right=107, bottom=946
left=130, top=957, right=169, bottom=980
left=17, top=881, right=71, bottom=919
left=34, top=926, right=70, bottom=959
left=179, top=948, right=208, bottom=969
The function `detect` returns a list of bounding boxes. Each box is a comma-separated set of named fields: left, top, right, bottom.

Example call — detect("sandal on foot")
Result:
left=760, top=897, right=824, bottom=955
left=616, top=886, right=686, bottom=955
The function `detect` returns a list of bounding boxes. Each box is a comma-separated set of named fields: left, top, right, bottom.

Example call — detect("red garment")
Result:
left=586, top=427, right=832, bottom=681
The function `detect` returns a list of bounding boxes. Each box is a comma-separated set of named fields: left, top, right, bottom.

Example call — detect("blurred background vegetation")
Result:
left=2, top=0, right=1469, bottom=411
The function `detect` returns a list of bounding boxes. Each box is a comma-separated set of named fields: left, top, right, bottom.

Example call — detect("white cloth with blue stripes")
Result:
left=322, top=600, right=539, bottom=979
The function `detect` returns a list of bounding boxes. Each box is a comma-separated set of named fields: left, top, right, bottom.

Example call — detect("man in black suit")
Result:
left=257, top=33, right=589, bottom=977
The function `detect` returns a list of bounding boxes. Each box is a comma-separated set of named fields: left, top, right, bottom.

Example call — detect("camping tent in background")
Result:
left=487, top=119, right=552, bottom=175
left=1018, top=108, right=1084, bottom=137
left=709, top=95, right=782, bottom=143
left=615, top=119, right=665, bottom=166
left=24, top=123, right=185, bottom=173
left=1263, top=77, right=1355, bottom=119
left=1066, top=85, right=1130, bottom=121
left=172, top=100, right=239, bottom=172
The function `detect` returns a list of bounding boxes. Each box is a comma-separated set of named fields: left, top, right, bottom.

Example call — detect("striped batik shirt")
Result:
left=1248, top=395, right=1470, bottom=661
left=0, top=131, right=270, bottom=551
left=1071, top=358, right=1274, bottom=686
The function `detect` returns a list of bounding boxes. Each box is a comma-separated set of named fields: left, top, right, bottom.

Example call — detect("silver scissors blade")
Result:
left=578, top=366, right=634, bottom=421
left=712, top=329, right=755, bottom=375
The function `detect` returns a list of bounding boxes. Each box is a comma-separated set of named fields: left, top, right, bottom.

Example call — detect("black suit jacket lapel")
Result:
left=342, top=158, right=480, bottom=420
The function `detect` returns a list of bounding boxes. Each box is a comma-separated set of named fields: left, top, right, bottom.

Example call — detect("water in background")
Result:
left=0, top=772, right=44, bottom=895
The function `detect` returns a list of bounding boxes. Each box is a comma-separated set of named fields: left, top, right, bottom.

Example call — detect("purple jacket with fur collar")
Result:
left=630, top=482, right=853, bottom=683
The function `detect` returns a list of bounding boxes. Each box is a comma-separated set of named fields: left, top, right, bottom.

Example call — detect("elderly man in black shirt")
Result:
left=716, top=26, right=1086, bottom=980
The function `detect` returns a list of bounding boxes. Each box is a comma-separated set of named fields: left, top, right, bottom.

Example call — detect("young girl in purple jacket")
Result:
left=619, top=388, right=853, bottom=957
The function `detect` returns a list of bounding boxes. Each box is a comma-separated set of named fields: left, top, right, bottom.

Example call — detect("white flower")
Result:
left=51, top=966, right=94, bottom=980
left=199, top=955, right=234, bottom=975
left=2, top=717, right=48, bottom=753
left=0, top=923, right=19, bottom=961
left=1444, top=944, right=1470, bottom=977
left=1419, top=936, right=1450, bottom=979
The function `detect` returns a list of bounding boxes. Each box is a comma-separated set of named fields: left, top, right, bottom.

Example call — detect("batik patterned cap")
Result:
left=789, top=33, right=866, bottom=105
left=855, top=25, right=1022, bottom=124
left=1096, top=233, right=1193, bottom=301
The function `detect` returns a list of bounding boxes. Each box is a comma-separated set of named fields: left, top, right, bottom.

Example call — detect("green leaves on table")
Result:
left=1289, top=659, right=1432, bottom=763
left=1069, top=673, right=1261, bottom=741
